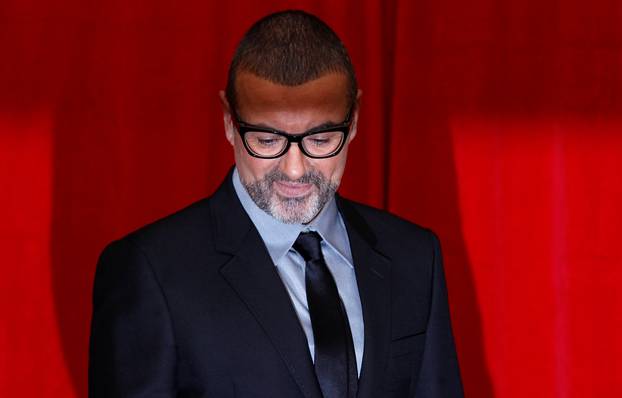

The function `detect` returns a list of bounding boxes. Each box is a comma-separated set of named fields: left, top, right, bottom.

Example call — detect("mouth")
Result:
left=273, top=180, right=314, bottom=198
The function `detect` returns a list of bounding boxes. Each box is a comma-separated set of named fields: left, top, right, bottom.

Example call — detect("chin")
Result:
left=269, top=192, right=320, bottom=224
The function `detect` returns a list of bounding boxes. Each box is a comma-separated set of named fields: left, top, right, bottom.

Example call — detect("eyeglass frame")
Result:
left=231, top=107, right=354, bottom=159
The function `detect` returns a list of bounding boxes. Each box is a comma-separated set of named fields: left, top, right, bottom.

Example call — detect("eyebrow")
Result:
left=312, top=121, right=343, bottom=130
left=240, top=120, right=345, bottom=132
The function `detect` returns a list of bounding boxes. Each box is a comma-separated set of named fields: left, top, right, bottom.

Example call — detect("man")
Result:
left=89, top=10, right=463, bottom=398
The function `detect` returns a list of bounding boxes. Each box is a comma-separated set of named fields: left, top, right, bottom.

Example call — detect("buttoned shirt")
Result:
left=232, top=168, right=364, bottom=375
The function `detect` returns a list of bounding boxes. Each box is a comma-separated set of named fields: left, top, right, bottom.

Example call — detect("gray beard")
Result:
left=242, top=167, right=338, bottom=224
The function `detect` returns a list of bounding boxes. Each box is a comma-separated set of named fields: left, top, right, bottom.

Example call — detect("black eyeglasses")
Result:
left=232, top=109, right=353, bottom=159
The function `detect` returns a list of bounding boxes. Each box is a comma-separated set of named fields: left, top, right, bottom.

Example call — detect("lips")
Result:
left=274, top=181, right=314, bottom=198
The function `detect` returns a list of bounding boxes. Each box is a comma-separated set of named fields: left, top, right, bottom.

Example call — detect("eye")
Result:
left=247, top=132, right=285, bottom=148
left=304, top=132, right=341, bottom=147
left=309, top=138, right=330, bottom=146
left=257, top=137, right=279, bottom=146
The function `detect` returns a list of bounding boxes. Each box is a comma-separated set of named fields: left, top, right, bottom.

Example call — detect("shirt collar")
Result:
left=232, top=167, right=352, bottom=267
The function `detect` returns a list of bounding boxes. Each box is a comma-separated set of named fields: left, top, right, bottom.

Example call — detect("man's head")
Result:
left=220, top=10, right=361, bottom=224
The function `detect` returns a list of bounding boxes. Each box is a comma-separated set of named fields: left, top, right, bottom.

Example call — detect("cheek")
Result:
left=233, top=142, right=276, bottom=182
left=315, top=152, right=349, bottom=185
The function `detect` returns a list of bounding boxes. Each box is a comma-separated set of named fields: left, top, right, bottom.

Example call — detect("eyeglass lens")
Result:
left=245, top=131, right=345, bottom=157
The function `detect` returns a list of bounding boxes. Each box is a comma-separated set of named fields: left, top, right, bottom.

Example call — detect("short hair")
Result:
left=225, top=10, right=358, bottom=112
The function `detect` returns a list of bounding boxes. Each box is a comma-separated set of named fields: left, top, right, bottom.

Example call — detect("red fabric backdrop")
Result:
left=1, top=0, right=621, bottom=397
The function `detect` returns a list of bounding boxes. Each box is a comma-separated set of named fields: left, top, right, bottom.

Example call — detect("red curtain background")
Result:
left=1, top=0, right=621, bottom=397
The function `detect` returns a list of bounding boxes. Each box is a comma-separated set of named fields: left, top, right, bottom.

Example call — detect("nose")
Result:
left=279, top=143, right=307, bottom=180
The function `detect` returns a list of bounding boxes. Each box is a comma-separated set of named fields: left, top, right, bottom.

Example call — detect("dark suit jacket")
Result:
left=89, top=171, right=463, bottom=398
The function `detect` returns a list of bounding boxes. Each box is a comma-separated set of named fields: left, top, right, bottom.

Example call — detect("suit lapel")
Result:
left=211, top=171, right=323, bottom=398
left=337, top=197, right=392, bottom=398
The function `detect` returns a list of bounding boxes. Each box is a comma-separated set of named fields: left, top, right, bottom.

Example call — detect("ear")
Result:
left=347, top=89, right=363, bottom=143
left=219, top=90, right=235, bottom=146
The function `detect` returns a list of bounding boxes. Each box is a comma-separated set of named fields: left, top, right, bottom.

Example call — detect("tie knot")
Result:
left=293, top=231, right=324, bottom=262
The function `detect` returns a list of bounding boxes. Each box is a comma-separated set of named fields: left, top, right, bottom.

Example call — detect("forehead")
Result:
left=234, top=72, right=350, bottom=122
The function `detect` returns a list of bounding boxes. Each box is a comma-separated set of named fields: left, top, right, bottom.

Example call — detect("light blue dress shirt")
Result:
left=232, top=168, right=364, bottom=375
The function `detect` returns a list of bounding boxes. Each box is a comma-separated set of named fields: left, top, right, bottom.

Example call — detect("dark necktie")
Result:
left=293, top=231, right=357, bottom=398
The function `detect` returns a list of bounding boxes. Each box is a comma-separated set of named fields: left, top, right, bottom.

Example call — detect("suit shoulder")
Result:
left=108, top=196, right=216, bottom=259
left=337, top=196, right=439, bottom=264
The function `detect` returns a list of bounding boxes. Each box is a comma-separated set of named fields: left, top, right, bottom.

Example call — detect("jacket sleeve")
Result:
left=413, top=231, right=464, bottom=397
left=89, top=238, right=176, bottom=397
